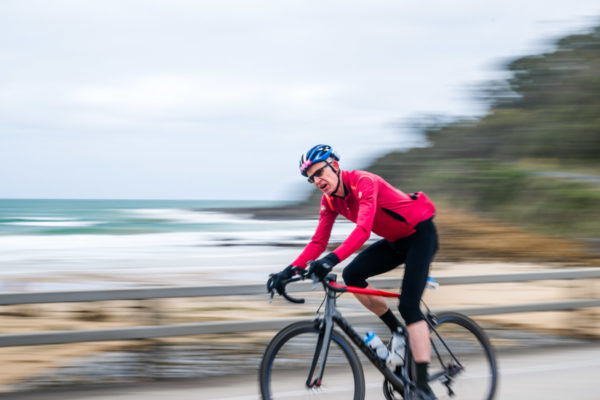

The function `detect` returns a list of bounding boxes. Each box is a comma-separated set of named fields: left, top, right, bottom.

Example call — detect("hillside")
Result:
left=366, top=26, right=600, bottom=251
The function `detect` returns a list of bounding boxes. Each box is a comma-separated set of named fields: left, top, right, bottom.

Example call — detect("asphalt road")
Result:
left=4, top=343, right=599, bottom=400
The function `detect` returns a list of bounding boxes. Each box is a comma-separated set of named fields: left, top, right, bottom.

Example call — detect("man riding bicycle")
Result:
left=268, top=144, right=439, bottom=399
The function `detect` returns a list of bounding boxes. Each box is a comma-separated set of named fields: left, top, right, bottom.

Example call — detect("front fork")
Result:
left=305, top=287, right=337, bottom=388
left=306, top=317, right=333, bottom=387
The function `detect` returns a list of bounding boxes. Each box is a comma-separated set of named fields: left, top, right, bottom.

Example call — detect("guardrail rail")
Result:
left=0, top=268, right=598, bottom=347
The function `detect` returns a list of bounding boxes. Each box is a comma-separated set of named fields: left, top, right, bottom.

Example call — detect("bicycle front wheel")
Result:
left=428, top=312, right=498, bottom=400
left=259, top=320, right=365, bottom=400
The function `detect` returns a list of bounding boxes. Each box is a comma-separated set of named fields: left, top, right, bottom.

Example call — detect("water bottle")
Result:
left=364, top=331, right=389, bottom=360
left=426, top=276, right=439, bottom=290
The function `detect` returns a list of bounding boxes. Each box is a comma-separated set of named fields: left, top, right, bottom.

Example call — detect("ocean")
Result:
left=0, top=199, right=359, bottom=292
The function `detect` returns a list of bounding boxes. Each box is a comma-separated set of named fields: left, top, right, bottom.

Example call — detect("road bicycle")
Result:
left=260, top=269, right=498, bottom=399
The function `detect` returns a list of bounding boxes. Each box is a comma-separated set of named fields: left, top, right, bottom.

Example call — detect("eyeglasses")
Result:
left=307, top=163, right=330, bottom=184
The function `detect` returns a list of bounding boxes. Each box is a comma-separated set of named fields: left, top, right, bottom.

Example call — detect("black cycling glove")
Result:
left=307, top=253, right=340, bottom=281
left=267, top=265, right=295, bottom=295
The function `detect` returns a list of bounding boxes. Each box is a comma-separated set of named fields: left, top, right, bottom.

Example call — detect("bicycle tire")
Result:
left=259, top=320, right=365, bottom=400
left=427, top=311, right=498, bottom=400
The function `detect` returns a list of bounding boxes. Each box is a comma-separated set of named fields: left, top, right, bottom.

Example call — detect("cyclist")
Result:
left=267, top=144, right=439, bottom=399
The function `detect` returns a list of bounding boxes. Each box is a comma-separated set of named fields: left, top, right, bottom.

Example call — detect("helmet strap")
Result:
left=329, top=163, right=344, bottom=197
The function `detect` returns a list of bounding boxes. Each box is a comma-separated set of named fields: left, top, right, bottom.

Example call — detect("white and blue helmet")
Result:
left=299, top=144, right=340, bottom=176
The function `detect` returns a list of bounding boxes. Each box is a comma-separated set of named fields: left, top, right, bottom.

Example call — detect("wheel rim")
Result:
left=264, top=327, right=362, bottom=399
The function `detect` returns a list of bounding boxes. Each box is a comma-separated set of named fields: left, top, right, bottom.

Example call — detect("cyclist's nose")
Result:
left=314, top=175, right=329, bottom=187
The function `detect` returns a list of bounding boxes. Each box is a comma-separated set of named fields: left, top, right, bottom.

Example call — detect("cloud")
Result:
left=1, top=1, right=599, bottom=199
left=71, top=75, right=343, bottom=117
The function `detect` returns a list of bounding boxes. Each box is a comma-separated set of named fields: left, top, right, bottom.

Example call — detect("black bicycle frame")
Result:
left=305, top=279, right=413, bottom=394
left=287, top=273, right=466, bottom=397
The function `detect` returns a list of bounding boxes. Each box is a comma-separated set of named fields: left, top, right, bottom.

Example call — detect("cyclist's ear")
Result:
left=331, top=160, right=340, bottom=171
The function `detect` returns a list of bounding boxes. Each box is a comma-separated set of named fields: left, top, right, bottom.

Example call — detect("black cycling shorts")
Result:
left=342, top=217, right=438, bottom=325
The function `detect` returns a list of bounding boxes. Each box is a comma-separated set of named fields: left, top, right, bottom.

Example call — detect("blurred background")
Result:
left=0, top=1, right=599, bottom=399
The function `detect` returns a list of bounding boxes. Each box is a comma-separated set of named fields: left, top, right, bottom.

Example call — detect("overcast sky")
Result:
left=1, top=1, right=599, bottom=201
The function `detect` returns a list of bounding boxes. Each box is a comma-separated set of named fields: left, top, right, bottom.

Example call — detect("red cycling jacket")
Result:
left=292, top=170, right=436, bottom=268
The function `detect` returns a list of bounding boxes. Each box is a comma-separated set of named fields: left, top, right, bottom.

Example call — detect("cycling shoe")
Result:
left=412, top=385, right=437, bottom=400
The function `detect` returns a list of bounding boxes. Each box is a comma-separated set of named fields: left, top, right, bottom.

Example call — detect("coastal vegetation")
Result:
left=363, top=26, right=600, bottom=258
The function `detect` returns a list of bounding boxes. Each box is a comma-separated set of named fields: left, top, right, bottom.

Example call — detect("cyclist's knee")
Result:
left=342, top=267, right=367, bottom=287
left=398, top=302, right=424, bottom=325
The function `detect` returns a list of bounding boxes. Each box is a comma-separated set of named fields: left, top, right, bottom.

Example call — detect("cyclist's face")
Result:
left=306, top=161, right=339, bottom=195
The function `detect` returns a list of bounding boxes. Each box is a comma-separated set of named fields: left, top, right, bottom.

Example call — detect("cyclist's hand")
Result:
left=267, top=265, right=295, bottom=295
left=307, top=253, right=340, bottom=281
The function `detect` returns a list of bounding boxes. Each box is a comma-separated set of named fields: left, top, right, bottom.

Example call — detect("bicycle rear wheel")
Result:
left=428, top=312, right=498, bottom=400
left=259, top=320, right=365, bottom=400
